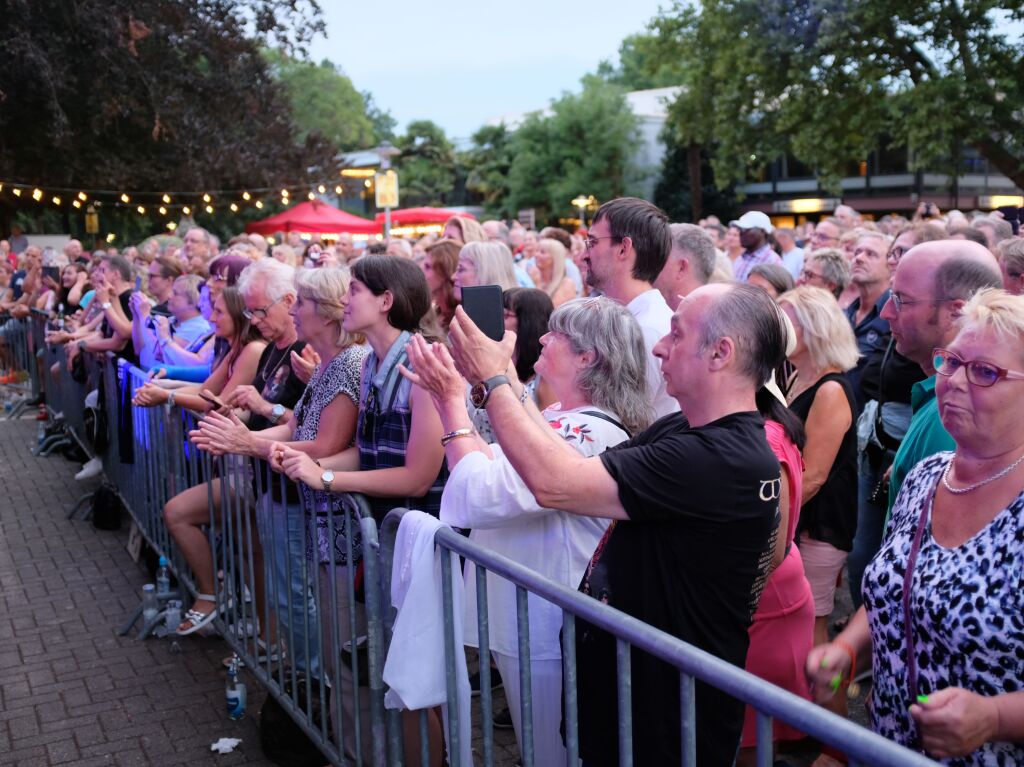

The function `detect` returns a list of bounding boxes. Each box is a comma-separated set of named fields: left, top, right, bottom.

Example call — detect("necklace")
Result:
left=260, top=343, right=291, bottom=386
left=941, top=451, right=1024, bottom=494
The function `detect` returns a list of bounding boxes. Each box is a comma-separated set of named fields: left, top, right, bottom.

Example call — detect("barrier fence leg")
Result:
left=562, top=612, right=579, bottom=767
left=515, top=586, right=534, bottom=767
left=616, top=639, right=633, bottom=767
left=679, top=672, right=696, bottom=767
left=440, top=546, right=460, bottom=767
left=475, top=566, right=494, bottom=767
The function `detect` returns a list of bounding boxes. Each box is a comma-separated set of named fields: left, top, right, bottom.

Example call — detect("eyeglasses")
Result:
left=800, top=269, right=825, bottom=281
left=242, top=296, right=282, bottom=320
left=933, top=347, right=1024, bottom=387
left=584, top=235, right=621, bottom=251
left=888, top=293, right=950, bottom=312
left=888, top=245, right=909, bottom=262
left=811, top=232, right=838, bottom=243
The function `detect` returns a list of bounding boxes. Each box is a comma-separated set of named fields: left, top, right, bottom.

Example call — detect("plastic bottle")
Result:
left=142, top=584, right=159, bottom=623
left=156, top=556, right=171, bottom=596
left=56, top=303, right=65, bottom=331
left=226, top=656, right=246, bottom=720
left=164, top=600, right=182, bottom=633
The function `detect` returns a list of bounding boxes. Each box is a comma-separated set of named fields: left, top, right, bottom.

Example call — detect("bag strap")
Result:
left=579, top=409, right=630, bottom=437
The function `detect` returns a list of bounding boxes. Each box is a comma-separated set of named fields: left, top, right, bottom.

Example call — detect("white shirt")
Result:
left=441, top=405, right=629, bottom=660
left=626, top=288, right=680, bottom=418
left=781, top=246, right=804, bottom=281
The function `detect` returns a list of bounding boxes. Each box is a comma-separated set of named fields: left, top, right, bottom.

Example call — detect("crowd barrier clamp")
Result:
left=45, top=348, right=939, bottom=767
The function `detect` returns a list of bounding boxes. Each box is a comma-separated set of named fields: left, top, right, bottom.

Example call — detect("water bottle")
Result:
left=226, top=656, right=246, bottom=720
left=142, top=584, right=159, bottom=623
left=156, top=556, right=171, bottom=596
left=164, top=600, right=182, bottom=633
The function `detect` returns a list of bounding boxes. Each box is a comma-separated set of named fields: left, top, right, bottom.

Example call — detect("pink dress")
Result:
left=741, top=420, right=816, bottom=746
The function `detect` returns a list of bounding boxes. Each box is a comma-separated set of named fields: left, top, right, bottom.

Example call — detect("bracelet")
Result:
left=440, top=427, right=474, bottom=446
left=519, top=386, right=530, bottom=405
left=829, top=638, right=858, bottom=697
left=167, top=390, right=175, bottom=408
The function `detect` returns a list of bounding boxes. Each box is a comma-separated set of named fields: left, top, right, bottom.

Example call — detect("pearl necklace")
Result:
left=941, top=451, right=1024, bottom=494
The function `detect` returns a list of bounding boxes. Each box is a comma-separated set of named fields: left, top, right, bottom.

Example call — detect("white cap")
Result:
left=730, top=211, right=774, bottom=233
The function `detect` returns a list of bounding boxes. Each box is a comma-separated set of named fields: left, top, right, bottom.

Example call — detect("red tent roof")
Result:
left=245, top=200, right=379, bottom=236
left=373, top=207, right=476, bottom=226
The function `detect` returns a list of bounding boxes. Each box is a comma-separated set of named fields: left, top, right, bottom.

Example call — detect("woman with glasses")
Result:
left=809, top=289, right=1024, bottom=764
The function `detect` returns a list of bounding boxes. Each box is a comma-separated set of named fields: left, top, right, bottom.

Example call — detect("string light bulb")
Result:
left=120, top=193, right=130, bottom=203
left=202, top=193, right=211, bottom=203
left=182, top=205, right=191, bottom=215
left=72, top=200, right=82, bottom=209
left=229, top=203, right=238, bottom=212
left=308, top=191, right=315, bottom=201
left=32, top=188, right=43, bottom=201
left=255, top=200, right=264, bottom=209
left=334, top=185, right=342, bottom=195
left=137, top=205, right=146, bottom=214
left=77, top=192, right=87, bottom=201
left=242, top=191, right=251, bottom=201
left=158, top=206, right=167, bottom=215
left=205, top=204, right=213, bottom=214
left=162, top=194, right=171, bottom=204
left=317, top=184, right=326, bottom=194
left=281, top=188, right=289, bottom=197
left=12, top=188, right=22, bottom=196
left=52, top=196, right=62, bottom=205
left=167, top=221, right=177, bottom=231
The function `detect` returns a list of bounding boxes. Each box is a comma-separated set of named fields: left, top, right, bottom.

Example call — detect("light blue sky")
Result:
left=307, top=0, right=667, bottom=142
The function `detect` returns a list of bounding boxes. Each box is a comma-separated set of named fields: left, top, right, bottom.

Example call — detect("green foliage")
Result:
left=264, top=50, right=378, bottom=150
left=654, top=143, right=739, bottom=223
left=504, top=79, right=642, bottom=225
left=395, top=120, right=457, bottom=206
left=463, top=124, right=515, bottom=216
left=613, top=0, right=1024, bottom=192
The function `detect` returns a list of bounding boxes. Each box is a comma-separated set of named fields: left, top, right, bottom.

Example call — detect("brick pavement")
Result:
left=0, top=418, right=272, bottom=767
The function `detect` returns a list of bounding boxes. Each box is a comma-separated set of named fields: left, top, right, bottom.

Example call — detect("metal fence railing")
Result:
left=19, top=331, right=942, bottom=767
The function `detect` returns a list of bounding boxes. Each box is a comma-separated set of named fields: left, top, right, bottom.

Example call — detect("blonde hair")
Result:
left=294, top=267, right=361, bottom=347
left=458, top=241, right=518, bottom=291
left=778, top=285, right=860, bottom=372
left=445, top=216, right=486, bottom=243
left=957, top=288, right=1024, bottom=348
left=272, top=244, right=300, bottom=267
left=536, top=238, right=568, bottom=297
left=997, top=239, right=1024, bottom=276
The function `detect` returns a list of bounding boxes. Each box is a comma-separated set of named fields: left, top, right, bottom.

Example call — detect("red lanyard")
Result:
left=901, top=480, right=936, bottom=705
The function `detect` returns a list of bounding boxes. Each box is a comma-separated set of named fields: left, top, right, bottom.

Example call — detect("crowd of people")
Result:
left=2, top=195, right=1024, bottom=766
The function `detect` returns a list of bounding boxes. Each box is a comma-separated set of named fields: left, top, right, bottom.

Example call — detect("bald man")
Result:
left=879, top=240, right=1002, bottom=511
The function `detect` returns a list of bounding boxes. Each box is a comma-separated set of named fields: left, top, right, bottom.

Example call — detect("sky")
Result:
left=307, top=0, right=668, bottom=143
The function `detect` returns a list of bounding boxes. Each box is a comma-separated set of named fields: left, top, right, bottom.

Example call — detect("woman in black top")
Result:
left=778, top=286, right=861, bottom=648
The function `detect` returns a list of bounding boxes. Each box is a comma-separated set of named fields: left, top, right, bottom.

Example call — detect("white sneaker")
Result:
left=75, top=457, right=103, bottom=481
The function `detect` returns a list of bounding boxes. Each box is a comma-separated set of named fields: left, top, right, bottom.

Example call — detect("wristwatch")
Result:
left=101, top=301, right=112, bottom=310
left=320, top=469, right=335, bottom=493
left=470, top=374, right=511, bottom=408
left=268, top=403, right=286, bottom=424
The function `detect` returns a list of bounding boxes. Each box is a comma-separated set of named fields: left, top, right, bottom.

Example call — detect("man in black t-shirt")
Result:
left=446, top=282, right=787, bottom=766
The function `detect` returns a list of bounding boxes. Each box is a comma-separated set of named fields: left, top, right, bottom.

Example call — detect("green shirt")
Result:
left=886, top=375, right=954, bottom=520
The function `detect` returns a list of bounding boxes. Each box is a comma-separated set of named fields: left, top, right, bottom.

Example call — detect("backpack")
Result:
left=90, top=482, right=122, bottom=531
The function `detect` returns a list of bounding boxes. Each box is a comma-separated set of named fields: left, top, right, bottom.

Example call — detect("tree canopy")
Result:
left=602, top=0, right=1024, bottom=193
left=0, top=0, right=334, bottom=197
left=502, top=78, right=641, bottom=224
left=394, top=120, right=458, bottom=207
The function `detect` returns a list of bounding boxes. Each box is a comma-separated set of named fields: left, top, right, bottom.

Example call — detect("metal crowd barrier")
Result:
left=45, top=349, right=937, bottom=767
left=379, top=508, right=939, bottom=767
left=0, top=314, right=42, bottom=419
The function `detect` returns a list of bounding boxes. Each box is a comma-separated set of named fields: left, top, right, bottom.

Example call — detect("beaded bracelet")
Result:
left=828, top=638, right=859, bottom=698
left=440, top=427, right=474, bottom=447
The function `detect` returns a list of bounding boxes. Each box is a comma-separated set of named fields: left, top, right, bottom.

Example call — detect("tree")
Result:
left=645, top=0, right=1024, bottom=192
left=394, top=120, right=457, bottom=207
left=463, top=124, right=515, bottom=216
left=505, top=78, right=641, bottom=225
left=264, top=49, right=377, bottom=151
left=654, top=143, right=739, bottom=224
left=0, top=0, right=334, bottom=231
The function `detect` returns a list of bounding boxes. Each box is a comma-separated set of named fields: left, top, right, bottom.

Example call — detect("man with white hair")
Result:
left=730, top=211, right=782, bottom=283
left=774, top=227, right=804, bottom=280
left=653, top=223, right=717, bottom=310
left=834, top=204, right=861, bottom=228
left=131, top=274, right=211, bottom=369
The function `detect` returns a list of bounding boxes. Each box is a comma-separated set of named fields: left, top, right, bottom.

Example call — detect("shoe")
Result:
left=75, top=457, right=103, bottom=481
left=492, top=707, right=513, bottom=730
left=35, top=406, right=48, bottom=420
left=469, top=666, right=503, bottom=697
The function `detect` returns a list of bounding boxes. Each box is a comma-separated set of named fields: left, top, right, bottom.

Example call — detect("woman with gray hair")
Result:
left=453, top=241, right=518, bottom=298
left=798, top=248, right=850, bottom=299
left=401, top=296, right=650, bottom=766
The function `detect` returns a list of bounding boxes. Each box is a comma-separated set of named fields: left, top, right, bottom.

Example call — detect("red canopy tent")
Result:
left=372, top=207, right=475, bottom=227
left=245, top=200, right=379, bottom=236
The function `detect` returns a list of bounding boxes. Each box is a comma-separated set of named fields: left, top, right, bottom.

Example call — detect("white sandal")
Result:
left=176, top=593, right=219, bottom=636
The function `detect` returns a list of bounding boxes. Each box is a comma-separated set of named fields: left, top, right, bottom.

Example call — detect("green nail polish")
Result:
left=916, top=694, right=929, bottom=704
left=830, top=674, right=842, bottom=691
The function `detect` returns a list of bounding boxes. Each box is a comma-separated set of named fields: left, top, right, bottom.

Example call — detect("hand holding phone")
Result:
left=460, top=285, right=505, bottom=342
left=199, top=388, right=229, bottom=411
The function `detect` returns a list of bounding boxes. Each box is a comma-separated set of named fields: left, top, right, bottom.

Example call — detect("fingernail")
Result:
left=829, top=674, right=842, bottom=692
left=916, top=694, right=929, bottom=704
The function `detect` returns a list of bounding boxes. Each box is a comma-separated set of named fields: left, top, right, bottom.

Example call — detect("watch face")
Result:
left=322, top=470, right=335, bottom=483
left=469, top=382, right=487, bottom=409
left=272, top=404, right=285, bottom=415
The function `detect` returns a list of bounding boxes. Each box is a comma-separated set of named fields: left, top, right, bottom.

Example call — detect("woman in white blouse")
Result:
left=402, top=296, right=651, bottom=766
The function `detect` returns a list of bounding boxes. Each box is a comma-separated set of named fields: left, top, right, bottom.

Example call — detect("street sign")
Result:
left=375, top=170, right=399, bottom=209
left=84, top=205, right=99, bottom=234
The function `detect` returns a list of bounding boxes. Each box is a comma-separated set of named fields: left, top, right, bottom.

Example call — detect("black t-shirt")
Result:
left=577, top=411, right=780, bottom=766
left=790, top=372, right=858, bottom=550
left=102, top=289, right=137, bottom=365
left=249, top=340, right=307, bottom=504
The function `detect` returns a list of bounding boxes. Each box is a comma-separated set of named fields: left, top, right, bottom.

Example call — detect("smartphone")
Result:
left=199, top=391, right=228, bottom=410
left=42, top=266, right=61, bottom=284
left=135, top=276, right=143, bottom=292
left=461, top=284, right=505, bottom=342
